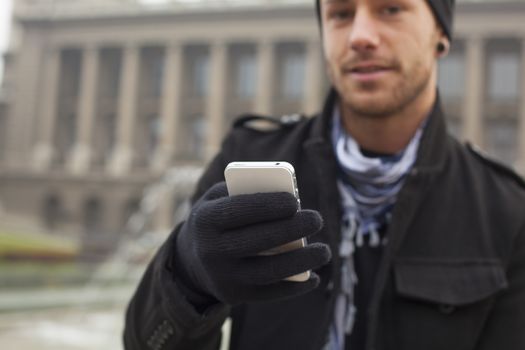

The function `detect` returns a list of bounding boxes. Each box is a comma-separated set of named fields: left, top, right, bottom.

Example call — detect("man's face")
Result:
left=320, top=0, right=443, bottom=117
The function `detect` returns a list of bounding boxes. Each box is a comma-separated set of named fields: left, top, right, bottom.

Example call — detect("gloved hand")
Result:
left=172, top=182, right=331, bottom=307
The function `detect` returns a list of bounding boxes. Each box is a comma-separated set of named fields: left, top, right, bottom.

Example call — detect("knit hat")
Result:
left=315, top=0, right=455, bottom=40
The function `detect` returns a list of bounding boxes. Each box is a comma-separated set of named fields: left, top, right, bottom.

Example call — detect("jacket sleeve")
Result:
left=123, top=134, right=237, bottom=350
left=476, top=223, right=525, bottom=350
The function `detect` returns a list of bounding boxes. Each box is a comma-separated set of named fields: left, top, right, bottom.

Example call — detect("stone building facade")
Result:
left=0, top=0, right=524, bottom=253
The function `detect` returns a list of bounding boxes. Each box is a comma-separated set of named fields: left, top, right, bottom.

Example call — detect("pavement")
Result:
left=0, top=285, right=232, bottom=350
left=0, top=306, right=125, bottom=349
left=0, top=285, right=134, bottom=349
left=0, top=285, right=135, bottom=313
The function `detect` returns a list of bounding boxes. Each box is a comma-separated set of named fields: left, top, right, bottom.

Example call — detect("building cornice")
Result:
left=457, top=0, right=525, bottom=14
left=16, top=1, right=313, bottom=24
left=14, top=0, right=525, bottom=27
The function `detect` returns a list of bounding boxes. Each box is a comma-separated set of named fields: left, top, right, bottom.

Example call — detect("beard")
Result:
left=329, top=55, right=433, bottom=118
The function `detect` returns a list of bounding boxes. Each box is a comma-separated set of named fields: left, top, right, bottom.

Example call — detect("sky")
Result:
left=0, top=0, right=13, bottom=84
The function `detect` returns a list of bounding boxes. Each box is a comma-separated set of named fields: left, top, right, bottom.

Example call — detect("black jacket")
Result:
left=124, top=90, right=525, bottom=350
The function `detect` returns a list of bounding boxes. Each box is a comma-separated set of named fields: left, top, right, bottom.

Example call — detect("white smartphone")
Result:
left=224, top=161, right=309, bottom=282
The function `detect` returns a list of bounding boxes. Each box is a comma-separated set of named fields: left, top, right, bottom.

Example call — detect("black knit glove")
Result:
left=172, top=182, right=331, bottom=307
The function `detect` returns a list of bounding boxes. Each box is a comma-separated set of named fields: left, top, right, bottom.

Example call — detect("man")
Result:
left=124, top=0, right=525, bottom=349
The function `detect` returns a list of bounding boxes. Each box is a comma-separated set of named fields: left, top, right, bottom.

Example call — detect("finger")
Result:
left=213, top=210, right=323, bottom=257
left=239, top=272, right=322, bottom=303
left=202, top=182, right=229, bottom=201
left=236, top=243, right=331, bottom=285
left=197, top=191, right=299, bottom=230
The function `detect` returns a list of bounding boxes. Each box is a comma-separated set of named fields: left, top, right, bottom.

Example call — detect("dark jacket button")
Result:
left=439, top=304, right=456, bottom=314
left=325, top=281, right=334, bottom=298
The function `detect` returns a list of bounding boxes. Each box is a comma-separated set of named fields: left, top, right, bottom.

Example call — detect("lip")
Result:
left=345, top=64, right=393, bottom=82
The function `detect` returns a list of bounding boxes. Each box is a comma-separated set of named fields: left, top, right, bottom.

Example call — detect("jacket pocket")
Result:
left=394, top=259, right=508, bottom=306
left=389, top=259, right=508, bottom=350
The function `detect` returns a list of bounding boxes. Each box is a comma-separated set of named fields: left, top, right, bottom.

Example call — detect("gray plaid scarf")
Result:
left=325, top=107, right=425, bottom=350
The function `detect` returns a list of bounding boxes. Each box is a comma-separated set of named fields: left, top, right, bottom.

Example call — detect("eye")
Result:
left=329, top=9, right=353, bottom=21
left=326, top=4, right=355, bottom=23
left=382, top=5, right=402, bottom=15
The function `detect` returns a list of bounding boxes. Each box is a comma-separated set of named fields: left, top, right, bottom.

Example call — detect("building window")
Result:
left=173, top=194, right=190, bottom=226
left=0, top=111, right=5, bottom=163
left=190, top=116, right=206, bottom=160
left=59, top=49, right=82, bottom=99
left=234, top=50, right=256, bottom=99
left=194, top=55, right=209, bottom=97
left=279, top=45, right=306, bottom=100
left=55, top=112, right=77, bottom=163
left=63, top=113, right=77, bottom=150
left=93, top=112, right=116, bottom=166
left=438, top=52, right=465, bottom=100
left=142, top=47, right=165, bottom=98
left=133, top=113, right=161, bottom=167
left=488, top=52, right=520, bottom=102
left=148, top=115, right=161, bottom=156
left=102, top=113, right=116, bottom=155
left=84, top=197, right=103, bottom=236
left=483, top=40, right=520, bottom=167
left=152, top=55, right=165, bottom=98
left=487, top=42, right=520, bottom=103
left=187, top=47, right=210, bottom=98
left=438, top=42, right=465, bottom=138
left=99, top=48, right=122, bottom=98
left=122, top=198, right=141, bottom=230
left=485, top=119, right=518, bottom=167
left=178, top=114, right=207, bottom=160
left=446, top=119, right=462, bottom=139
left=55, top=49, right=82, bottom=165
left=42, top=194, right=62, bottom=232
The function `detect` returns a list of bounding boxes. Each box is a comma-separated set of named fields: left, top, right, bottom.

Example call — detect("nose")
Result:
left=349, top=9, right=380, bottom=52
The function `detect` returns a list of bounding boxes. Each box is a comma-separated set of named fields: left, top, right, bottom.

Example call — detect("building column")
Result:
left=70, top=45, right=99, bottom=174
left=205, top=41, right=227, bottom=161
left=303, top=40, right=323, bottom=115
left=462, top=36, right=485, bottom=147
left=152, top=43, right=183, bottom=171
left=154, top=191, right=175, bottom=232
left=109, top=44, right=140, bottom=175
left=255, top=40, right=275, bottom=115
left=33, top=47, right=60, bottom=171
left=517, top=39, right=525, bottom=175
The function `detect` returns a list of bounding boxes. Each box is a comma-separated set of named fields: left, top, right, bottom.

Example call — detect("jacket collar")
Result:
left=304, top=88, right=449, bottom=175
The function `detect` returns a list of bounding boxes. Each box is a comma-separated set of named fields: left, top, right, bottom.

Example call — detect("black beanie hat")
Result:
left=315, top=0, right=455, bottom=40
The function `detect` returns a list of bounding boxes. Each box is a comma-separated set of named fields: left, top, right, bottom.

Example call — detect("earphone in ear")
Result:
left=437, top=41, right=449, bottom=55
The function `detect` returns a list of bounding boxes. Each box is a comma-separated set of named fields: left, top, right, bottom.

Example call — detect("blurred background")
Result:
left=0, top=0, right=524, bottom=349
